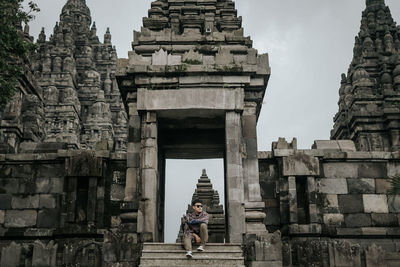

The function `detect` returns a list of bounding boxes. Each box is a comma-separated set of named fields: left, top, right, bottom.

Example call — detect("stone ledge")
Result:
left=335, top=227, right=400, bottom=236
left=137, top=88, right=244, bottom=111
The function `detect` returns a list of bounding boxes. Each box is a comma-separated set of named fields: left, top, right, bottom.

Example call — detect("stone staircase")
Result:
left=139, top=243, right=245, bottom=267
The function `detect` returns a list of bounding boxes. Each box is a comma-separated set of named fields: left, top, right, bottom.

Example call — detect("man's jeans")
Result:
left=183, top=223, right=208, bottom=251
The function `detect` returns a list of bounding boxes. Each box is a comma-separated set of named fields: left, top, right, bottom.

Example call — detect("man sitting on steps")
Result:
left=183, top=199, right=209, bottom=259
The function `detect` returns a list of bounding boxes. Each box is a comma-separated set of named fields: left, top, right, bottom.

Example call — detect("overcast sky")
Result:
left=25, top=0, right=400, bottom=242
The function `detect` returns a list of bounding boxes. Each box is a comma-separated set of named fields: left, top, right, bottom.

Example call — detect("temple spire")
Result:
left=366, top=0, right=385, bottom=7
left=332, top=0, right=400, bottom=152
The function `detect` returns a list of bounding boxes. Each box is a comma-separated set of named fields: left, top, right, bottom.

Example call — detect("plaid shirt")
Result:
left=183, top=211, right=209, bottom=242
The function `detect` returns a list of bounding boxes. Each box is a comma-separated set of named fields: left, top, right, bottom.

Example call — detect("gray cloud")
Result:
left=25, top=0, right=400, bottom=242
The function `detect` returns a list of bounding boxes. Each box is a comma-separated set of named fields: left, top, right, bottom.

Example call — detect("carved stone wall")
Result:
left=259, top=138, right=400, bottom=267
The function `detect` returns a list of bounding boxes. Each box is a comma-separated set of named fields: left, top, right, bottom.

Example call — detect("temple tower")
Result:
left=332, top=0, right=400, bottom=152
left=117, top=0, right=270, bottom=243
left=32, top=0, right=127, bottom=151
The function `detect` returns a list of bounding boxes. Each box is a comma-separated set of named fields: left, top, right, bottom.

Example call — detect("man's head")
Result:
left=192, top=199, right=203, bottom=214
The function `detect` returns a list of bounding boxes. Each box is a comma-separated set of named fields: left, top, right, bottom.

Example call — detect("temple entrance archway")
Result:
left=164, top=159, right=225, bottom=243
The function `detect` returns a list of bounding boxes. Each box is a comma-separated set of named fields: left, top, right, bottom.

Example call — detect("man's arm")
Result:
left=189, top=212, right=209, bottom=225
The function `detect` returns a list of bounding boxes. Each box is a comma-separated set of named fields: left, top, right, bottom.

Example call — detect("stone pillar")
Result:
left=125, top=102, right=141, bottom=202
left=242, top=102, right=267, bottom=238
left=242, top=102, right=262, bottom=202
left=307, top=177, right=318, bottom=223
left=225, top=111, right=246, bottom=243
left=140, top=111, right=158, bottom=242
left=288, top=176, right=298, bottom=223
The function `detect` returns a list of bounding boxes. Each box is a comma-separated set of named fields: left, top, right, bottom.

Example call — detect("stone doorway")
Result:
left=164, top=159, right=225, bottom=243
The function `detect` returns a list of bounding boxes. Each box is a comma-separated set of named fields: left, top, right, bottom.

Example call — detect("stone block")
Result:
left=371, top=213, right=399, bottom=227
left=282, top=153, right=320, bottom=176
left=345, top=213, right=372, bottom=227
left=0, top=242, right=21, bottom=267
left=336, top=228, right=363, bottom=235
left=0, top=210, right=4, bottom=224
left=358, top=163, right=387, bottom=178
left=347, top=178, right=375, bottom=194
left=313, top=140, right=340, bottom=150
left=323, top=214, right=344, bottom=225
left=137, top=88, right=244, bottom=111
left=5, top=210, right=37, bottom=227
left=365, top=244, right=386, bottom=267
left=0, top=178, right=19, bottom=194
left=111, top=216, right=121, bottom=227
left=329, top=241, right=361, bottom=267
left=32, top=240, right=58, bottom=267
left=265, top=208, right=280, bottom=225
left=387, top=162, right=400, bottom=177
left=126, top=152, right=140, bottom=168
left=376, top=179, right=391, bottom=194
left=37, top=209, right=59, bottom=228
left=338, top=195, right=364, bottom=213
left=151, top=49, right=168, bottom=65
left=337, top=140, right=357, bottom=151
left=111, top=184, right=125, bottom=201
left=361, top=227, right=387, bottom=235
left=35, top=178, right=63, bottom=193
left=11, top=195, right=39, bottom=209
left=325, top=194, right=339, bottom=209
left=318, top=178, right=348, bottom=194
left=323, top=162, right=358, bottom=178
left=36, top=163, right=65, bottom=178
left=388, top=195, right=400, bottom=213
left=0, top=194, right=12, bottom=209
left=363, top=195, right=389, bottom=213
left=39, top=194, right=57, bottom=209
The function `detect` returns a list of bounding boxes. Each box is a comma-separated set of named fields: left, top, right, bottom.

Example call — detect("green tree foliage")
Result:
left=0, top=0, right=39, bottom=108
left=389, top=175, right=400, bottom=195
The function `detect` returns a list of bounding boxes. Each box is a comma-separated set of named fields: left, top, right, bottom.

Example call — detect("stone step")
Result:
left=139, top=258, right=245, bottom=266
left=139, top=243, right=245, bottom=267
left=142, top=243, right=243, bottom=252
left=141, top=251, right=243, bottom=259
left=140, top=266, right=245, bottom=267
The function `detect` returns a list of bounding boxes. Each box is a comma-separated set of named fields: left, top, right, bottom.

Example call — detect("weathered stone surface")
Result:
left=338, top=195, right=364, bottom=213
left=137, top=88, right=244, bottom=111
left=0, top=194, right=11, bottom=209
left=282, top=153, right=319, bottom=176
left=323, top=163, right=358, bottom=178
left=329, top=241, right=361, bottom=267
left=318, top=178, right=348, bottom=194
left=111, top=184, right=125, bottom=201
left=35, top=178, right=63, bottom=193
left=0, top=210, right=4, bottom=224
left=32, top=240, right=58, bottom=267
left=11, top=194, right=39, bottom=209
left=363, top=195, right=389, bottom=213
left=366, top=244, right=387, bottom=267
left=376, top=179, right=391, bottom=194
left=371, top=213, right=399, bottom=227
left=37, top=209, right=59, bottom=228
left=345, top=213, right=372, bottom=227
left=39, top=194, right=56, bottom=209
left=388, top=195, right=400, bottom=213
left=347, top=178, right=375, bottom=194
left=0, top=242, right=21, bottom=267
left=5, top=210, right=37, bottom=227
left=323, top=213, right=344, bottom=225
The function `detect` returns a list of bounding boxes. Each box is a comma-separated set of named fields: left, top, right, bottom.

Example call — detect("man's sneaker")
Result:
left=186, top=251, right=193, bottom=259
left=197, top=246, right=205, bottom=252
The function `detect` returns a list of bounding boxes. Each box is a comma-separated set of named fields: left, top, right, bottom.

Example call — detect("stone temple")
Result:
left=0, top=0, right=399, bottom=266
